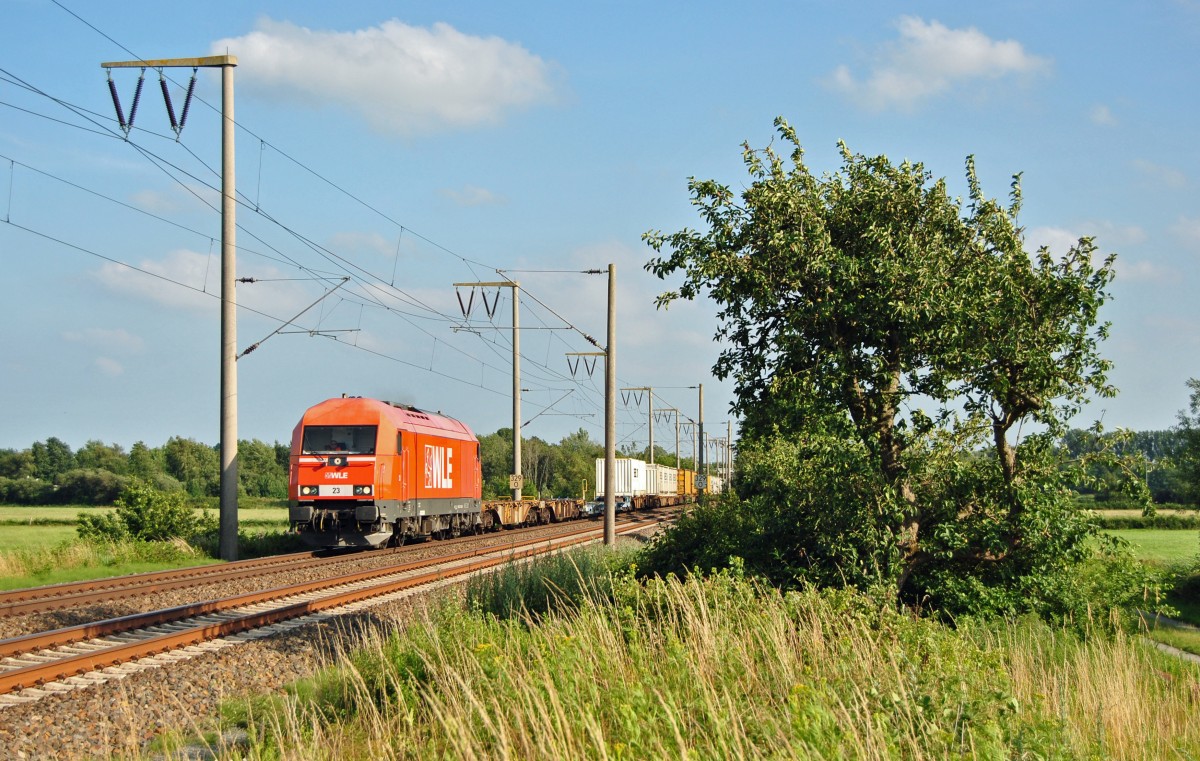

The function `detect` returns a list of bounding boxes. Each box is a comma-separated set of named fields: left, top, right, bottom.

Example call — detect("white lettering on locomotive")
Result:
left=424, top=444, right=454, bottom=489
left=325, top=472, right=349, bottom=480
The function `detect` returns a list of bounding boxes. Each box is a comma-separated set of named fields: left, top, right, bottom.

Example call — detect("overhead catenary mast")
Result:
left=102, top=54, right=241, bottom=561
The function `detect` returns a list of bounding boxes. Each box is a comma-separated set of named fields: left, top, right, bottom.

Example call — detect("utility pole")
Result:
left=604, top=264, right=616, bottom=545
left=103, top=54, right=240, bottom=560
left=562, top=264, right=615, bottom=543
left=697, top=383, right=705, bottom=492
left=727, top=419, right=733, bottom=483
left=657, top=408, right=681, bottom=471
left=621, top=386, right=654, bottom=464
left=456, top=280, right=522, bottom=500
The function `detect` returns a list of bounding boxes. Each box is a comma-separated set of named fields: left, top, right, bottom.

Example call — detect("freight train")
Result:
left=592, top=457, right=722, bottom=510
left=288, top=396, right=710, bottom=549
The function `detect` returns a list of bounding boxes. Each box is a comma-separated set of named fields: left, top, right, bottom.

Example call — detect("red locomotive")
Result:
left=288, top=396, right=483, bottom=548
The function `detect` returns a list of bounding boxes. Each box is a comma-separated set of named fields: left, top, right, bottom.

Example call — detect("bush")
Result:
left=54, top=468, right=129, bottom=505
left=77, top=479, right=216, bottom=543
left=0, top=476, right=53, bottom=504
left=1091, top=513, right=1200, bottom=530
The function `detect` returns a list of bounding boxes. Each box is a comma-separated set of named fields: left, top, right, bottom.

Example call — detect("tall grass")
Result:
left=221, top=552, right=1200, bottom=759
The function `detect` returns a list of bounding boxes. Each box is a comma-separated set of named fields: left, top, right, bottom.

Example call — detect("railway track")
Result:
left=0, top=513, right=663, bottom=701
left=0, top=522, right=547, bottom=618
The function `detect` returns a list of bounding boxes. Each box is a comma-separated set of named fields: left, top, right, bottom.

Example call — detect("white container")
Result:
left=648, top=464, right=678, bottom=496
left=594, top=458, right=648, bottom=498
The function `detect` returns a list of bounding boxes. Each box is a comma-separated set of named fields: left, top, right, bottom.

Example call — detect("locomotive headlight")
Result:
left=354, top=485, right=373, bottom=496
left=300, top=486, right=316, bottom=496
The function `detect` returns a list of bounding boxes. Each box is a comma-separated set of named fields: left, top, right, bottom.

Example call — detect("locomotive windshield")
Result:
left=301, top=425, right=377, bottom=455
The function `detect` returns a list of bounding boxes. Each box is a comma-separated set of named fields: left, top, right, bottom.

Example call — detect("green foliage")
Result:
left=77, top=478, right=215, bottom=543
left=163, top=437, right=220, bottom=498
left=465, top=545, right=637, bottom=620
left=479, top=426, right=604, bottom=499
left=54, top=468, right=129, bottom=505
left=74, top=440, right=129, bottom=475
left=0, top=448, right=35, bottom=479
left=0, top=476, right=53, bottom=504
left=30, top=436, right=75, bottom=481
left=1175, top=377, right=1200, bottom=505
left=644, top=120, right=1128, bottom=619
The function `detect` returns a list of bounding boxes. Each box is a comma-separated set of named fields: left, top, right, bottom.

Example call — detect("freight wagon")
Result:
left=595, top=457, right=696, bottom=508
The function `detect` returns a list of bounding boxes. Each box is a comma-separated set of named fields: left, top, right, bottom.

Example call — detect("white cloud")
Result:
left=827, top=16, right=1050, bottom=111
left=94, top=248, right=315, bottom=318
left=1113, top=258, right=1172, bottom=283
left=213, top=18, right=560, bottom=136
left=1026, top=226, right=1081, bottom=256
left=129, top=183, right=217, bottom=214
left=95, top=249, right=216, bottom=311
left=1173, top=216, right=1200, bottom=251
left=1028, top=222, right=1145, bottom=254
left=1089, top=104, right=1117, bottom=126
left=1132, top=159, right=1188, bottom=189
left=328, top=231, right=395, bottom=258
left=439, top=184, right=507, bottom=207
left=94, top=357, right=124, bottom=377
left=62, top=327, right=145, bottom=354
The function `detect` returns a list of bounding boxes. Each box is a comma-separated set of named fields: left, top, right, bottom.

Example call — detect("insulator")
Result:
left=160, top=76, right=178, bottom=131
left=178, top=72, right=197, bottom=129
left=107, top=76, right=126, bottom=130
left=127, top=72, right=145, bottom=130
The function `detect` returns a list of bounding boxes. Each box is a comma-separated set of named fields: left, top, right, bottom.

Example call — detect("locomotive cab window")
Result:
left=302, top=425, right=378, bottom=455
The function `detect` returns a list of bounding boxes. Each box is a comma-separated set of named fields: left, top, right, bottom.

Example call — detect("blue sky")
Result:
left=1, top=0, right=1198, bottom=455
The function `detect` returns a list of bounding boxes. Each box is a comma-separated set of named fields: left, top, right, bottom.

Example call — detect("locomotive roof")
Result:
left=297, top=397, right=478, bottom=441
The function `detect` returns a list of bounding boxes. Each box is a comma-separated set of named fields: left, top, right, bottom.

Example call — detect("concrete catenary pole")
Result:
left=604, top=263, right=617, bottom=546
left=218, top=60, right=238, bottom=561
left=512, top=283, right=521, bottom=502
left=697, top=383, right=705, bottom=492
left=727, top=419, right=733, bottom=483
left=102, top=55, right=240, bottom=561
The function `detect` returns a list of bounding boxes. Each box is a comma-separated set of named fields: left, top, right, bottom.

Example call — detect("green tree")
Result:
left=127, top=441, right=164, bottom=480
left=162, top=437, right=220, bottom=497
left=74, top=440, right=129, bottom=475
left=0, top=448, right=35, bottom=479
left=479, top=428, right=514, bottom=498
left=521, top=436, right=556, bottom=498
left=1175, top=378, right=1200, bottom=506
left=552, top=428, right=602, bottom=500
left=644, top=120, right=1125, bottom=618
left=30, top=437, right=75, bottom=481
left=238, top=438, right=287, bottom=498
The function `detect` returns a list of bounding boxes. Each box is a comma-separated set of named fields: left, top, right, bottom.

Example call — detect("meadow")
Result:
left=0, top=500, right=289, bottom=587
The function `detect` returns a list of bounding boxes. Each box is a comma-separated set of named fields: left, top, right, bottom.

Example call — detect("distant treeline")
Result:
left=1061, top=428, right=1195, bottom=506
left=0, top=428, right=682, bottom=505
left=0, top=437, right=289, bottom=504
left=3, top=426, right=1185, bottom=507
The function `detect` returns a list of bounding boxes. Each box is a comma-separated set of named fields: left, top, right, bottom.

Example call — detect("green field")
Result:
left=0, top=504, right=287, bottom=530
left=1107, top=529, right=1200, bottom=567
left=0, top=524, right=78, bottom=551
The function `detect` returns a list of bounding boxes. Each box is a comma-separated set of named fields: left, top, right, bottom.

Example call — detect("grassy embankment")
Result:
left=0, top=499, right=291, bottom=588
left=172, top=546, right=1200, bottom=760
